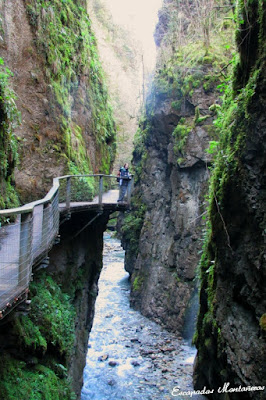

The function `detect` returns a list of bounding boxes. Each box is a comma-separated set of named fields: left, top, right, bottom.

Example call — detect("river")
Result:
left=81, top=233, right=206, bottom=400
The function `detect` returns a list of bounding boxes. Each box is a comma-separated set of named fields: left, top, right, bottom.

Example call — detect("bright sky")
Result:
left=104, top=0, right=163, bottom=71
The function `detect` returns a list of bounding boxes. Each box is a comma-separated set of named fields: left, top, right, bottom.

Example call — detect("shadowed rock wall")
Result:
left=0, top=210, right=110, bottom=399
left=194, top=1, right=266, bottom=397
left=48, top=210, right=110, bottom=397
left=122, top=0, right=235, bottom=334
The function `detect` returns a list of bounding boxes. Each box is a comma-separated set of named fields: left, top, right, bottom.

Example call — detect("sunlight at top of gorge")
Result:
left=103, top=0, right=163, bottom=72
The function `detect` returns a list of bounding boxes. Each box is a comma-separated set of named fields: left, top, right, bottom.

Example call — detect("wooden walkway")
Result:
left=0, top=175, right=133, bottom=319
left=60, top=189, right=123, bottom=213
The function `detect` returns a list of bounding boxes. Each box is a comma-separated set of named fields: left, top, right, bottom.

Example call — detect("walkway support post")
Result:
left=127, top=176, right=134, bottom=206
left=19, top=212, right=33, bottom=289
left=66, top=176, right=71, bottom=213
left=99, top=175, right=103, bottom=206
left=41, top=202, right=49, bottom=256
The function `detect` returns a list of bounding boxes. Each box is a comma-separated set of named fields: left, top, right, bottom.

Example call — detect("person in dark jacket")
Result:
left=117, top=163, right=131, bottom=202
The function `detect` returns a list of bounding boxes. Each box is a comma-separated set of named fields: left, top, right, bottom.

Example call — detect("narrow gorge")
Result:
left=0, top=0, right=265, bottom=399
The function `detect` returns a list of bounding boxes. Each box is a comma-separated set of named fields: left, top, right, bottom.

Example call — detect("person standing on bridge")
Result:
left=117, top=163, right=131, bottom=202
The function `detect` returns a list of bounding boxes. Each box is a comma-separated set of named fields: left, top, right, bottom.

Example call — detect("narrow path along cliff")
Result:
left=81, top=233, right=206, bottom=400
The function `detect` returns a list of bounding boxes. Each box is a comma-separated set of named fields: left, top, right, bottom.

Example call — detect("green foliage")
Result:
left=195, top=2, right=265, bottom=357
left=26, top=0, right=116, bottom=175
left=148, top=0, right=235, bottom=120
left=14, top=317, right=47, bottom=353
left=12, top=272, right=75, bottom=359
left=0, top=354, right=75, bottom=400
left=259, top=314, right=266, bottom=331
left=194, top=106, right=210, bottom=125
left=206, top=140, right=219, bottom=155
left=207, top=68, right=258, bottom=205
left=28, top=272, right=76, bottom=357
left=132, top=121, right=150, bottom=183
left=71, top=173, right=95, bottom=201
left=0, top=271, right=77, bottom=399
left=0, top=57, right=20, bottom=212
left=172, top=117, right=192, bottom=154
left=122, top=199, right=147, bottom=257
left=132, top=275, right=144, bottom=292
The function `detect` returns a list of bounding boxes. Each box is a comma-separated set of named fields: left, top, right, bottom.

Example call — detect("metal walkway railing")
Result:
left=0, top=174, right=134, bottom=319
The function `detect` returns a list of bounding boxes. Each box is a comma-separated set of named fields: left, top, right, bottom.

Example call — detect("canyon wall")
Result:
left=122, top=0, right=234, bottom=334
left=0, top=1, right=117, bottom=398
left=194, top=1, right=266, bottom=397
left=0, top=210, right=110, bottom=399
left=87, top=0, right=143, bottom=172
left=0, top=0, right=116, bottom=204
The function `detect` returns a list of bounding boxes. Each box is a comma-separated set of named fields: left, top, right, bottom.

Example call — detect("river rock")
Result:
left=108, top=360, right=118, bottom=367
left=98, top=354, right=109, bottom=362
left=131, top=360, right=140, bottom=367
left=108, top=379, right=116, bottom=386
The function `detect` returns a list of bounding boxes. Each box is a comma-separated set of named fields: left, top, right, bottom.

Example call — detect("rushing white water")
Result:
left=81, top=233, right=206, bottom=400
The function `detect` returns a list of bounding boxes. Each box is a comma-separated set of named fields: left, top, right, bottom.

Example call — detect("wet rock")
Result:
left=82, top=235, right=203, bottom=399
left=131, top=360, right=140, bottom=367
left=108, top=360, right=118, bottom=367
left=140, top=349, right=154, bottom=356
left=98, top=354, right=109, bottom=362
left=130, top=338, right=141, bottom=343
left=160, top=346, right=176, bottom=353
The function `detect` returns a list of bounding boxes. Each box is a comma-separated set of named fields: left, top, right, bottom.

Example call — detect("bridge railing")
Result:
left=0, top=174, right=134, bottom=318
left=58, top=174, right=134, bottom=211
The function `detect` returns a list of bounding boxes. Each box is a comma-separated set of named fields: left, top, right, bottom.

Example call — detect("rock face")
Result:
left=0, top=0, right=116, bottom=203
left=48, top=210, right=110, bottom=397
left=122, top=0, right=234, bottom=334
left=126, top=112, right=212, bottom=333
left=194, top=2, right=266, bottom=397
left=0, top=2, right=117, bottom=395
left=0, top=210, right=110, bottom=399
left=87, top=0, right=143, bottom=172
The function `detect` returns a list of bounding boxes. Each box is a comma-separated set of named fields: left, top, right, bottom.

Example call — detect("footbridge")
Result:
left=0, top=174, right=133, bottom=320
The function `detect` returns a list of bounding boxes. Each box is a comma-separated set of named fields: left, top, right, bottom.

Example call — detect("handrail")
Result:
left=0, top=173, right=134, bottom=319
left=0, top=174, right=127, bottom=216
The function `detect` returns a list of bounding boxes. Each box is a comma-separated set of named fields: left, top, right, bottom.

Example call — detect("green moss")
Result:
left=27, top=272, right=76, bottom=358
left=209, top=103, right=221, bottom=114
left=194, top=106, right=210, bottom=125
left=0, top=57, right=20, bottom=214
left=172, top=117, right=193, bottom=154
left=0, top=270, right=77, bottom=399
left=151, top=3, right=235, bottom=108
left=195, top=1, right=266, bottom=367
left=14, top=317, right=47, bottom=353
left=132, top=275, right=144, bottom=292
left=0, top=354, right=75, bottom=400
left=121, top=198, right=147, bottom=257
left=171, top=100, right=182, bottom=111
left=26, top=0, right=116, bottom=176
left=259, top=314, right=266, bottom=331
